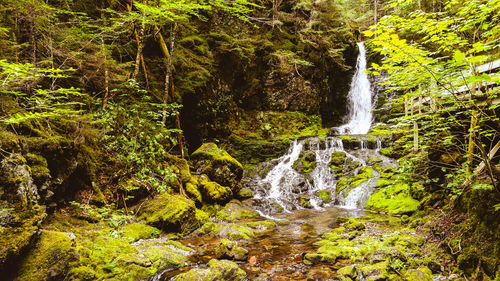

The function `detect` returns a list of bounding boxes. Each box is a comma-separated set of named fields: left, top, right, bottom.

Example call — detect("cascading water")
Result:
left=247, top=42, right=393, bottom=214
left=336, top=42, right=373, bottom=135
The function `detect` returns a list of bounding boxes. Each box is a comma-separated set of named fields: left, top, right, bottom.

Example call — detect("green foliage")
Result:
left=97, top=80, right=180, bottom=193
left=366, top=0, right=500, bottom=195
left=0, top=60, right=87, bottom=125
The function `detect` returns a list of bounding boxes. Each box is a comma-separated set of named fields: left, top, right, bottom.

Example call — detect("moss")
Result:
left=15, top=230, right=77, bottom=281
left=366, top=182, right=420, bottom=215
left=349, top=167, right=374, bottom=189
left=343, top=218, right=366, bottom=231
left=403, top=266, right=433, bottom=281
left=200, top=180, right=233, bottom=203
left=299, top=195, right=312, bottom=208
left=337, top=265, right=358, bottom=279
left=191, top=143, right=243, bottom=192
left=216, top=201, right=259, bottom=222
left=317, top=190, right=331, bottom=203
left=237, top=188, right=253, bottom=199
left=0, top=205, right=45, bottom=267
left=293, top=150, right=317, bottom=176
left=138, top=193, right=202, bottom=234
left=119, top=223, right=160, bottom=242
left=246, top=219, right=277, bottom=230
left=24, top=153, right=50, bottom=183
left=329, top=152, right=346, bottom=176
left=192, top=143, right=243, bottom=170
left=76, top=231, right=191, bottom=281
left=345, top=157, right=360, bottom=173
left=185, top=181, right=202, bottom=204
left=336, top=177, right=349, bottom=195
left=70, top=266, right=96, bottom=281
left=173, top=259, right=246, bottom=281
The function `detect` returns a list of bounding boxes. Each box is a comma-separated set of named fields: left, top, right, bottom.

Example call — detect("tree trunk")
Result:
left=102, top=36, right=110, bottom=110
left=156, top=24, right=185, bottom=159
left=132, top=18, right=145, bottom=81
left=374, top=0, right=378, bottom=26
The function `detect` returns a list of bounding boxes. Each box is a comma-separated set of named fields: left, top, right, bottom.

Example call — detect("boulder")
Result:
left=14, top=230, right=78, bottom=281
left=173, top=259, right=246, bottom=281
left=191, top=143, right=243, bottom=192
left=138, top=193, right=207, bottom=234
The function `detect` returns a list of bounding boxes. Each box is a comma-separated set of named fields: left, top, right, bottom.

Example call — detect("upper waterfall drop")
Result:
left=336, top=42, right=373, bottom=135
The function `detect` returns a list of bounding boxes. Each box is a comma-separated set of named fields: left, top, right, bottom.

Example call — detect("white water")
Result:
left=248, top=42, right=389, bottom=212
left=337, top=42, right=373, bottom=135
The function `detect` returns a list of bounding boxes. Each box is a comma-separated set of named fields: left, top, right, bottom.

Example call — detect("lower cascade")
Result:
left=247, top=136, right=395, bottom=213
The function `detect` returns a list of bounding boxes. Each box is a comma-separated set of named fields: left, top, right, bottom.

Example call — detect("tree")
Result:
left=366, top=0, right=500, bottom=194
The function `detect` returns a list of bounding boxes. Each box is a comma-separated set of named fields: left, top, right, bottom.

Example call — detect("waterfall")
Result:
left=247, top=42, right=391, bottom=213
left=336, top=42, right=373, bottom=135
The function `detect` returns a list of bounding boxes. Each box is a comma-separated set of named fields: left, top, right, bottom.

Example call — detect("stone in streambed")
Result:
left=329, top=152, right=346, bottom=176
left=215, top=239, right=248, bottom=261
left=173, top=259, right=246, bottom=281
left=317, top=190, right=331, bottom=203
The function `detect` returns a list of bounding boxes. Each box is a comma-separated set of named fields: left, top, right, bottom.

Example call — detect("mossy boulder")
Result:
left=14, top=230, right=78, bottom=281
left=173, top=259, right=246, bottom=281
left=366, top=182, right=420, bottom=215
left=76, top=233, right=191, bottom=281
left=349, top=167, right=373, bottom=189
left=236, top=188, right=253, bottom=199
left=118, top=223, right=161, bottom=242
left=198, top=175, right=233, bottom=203
left=216, top=200, right=259, bottom=222
left=191, top=143, right=243, bottom=192
left=336, top=177, right=349, bottom=195
left=329, top=152, right=346, bottom=176
left=299, top=195, right=313, bottom=208
left=403, top=266, right=433, bottom=281
left=317, top=190, right=332, bottom=203
left=138, top=193, right=206, bottom=234
left=293, top=150, right=317, bottom=177
left=215, top=239, right=248, bottom=261
left=0, top=205, right=46, bottom=271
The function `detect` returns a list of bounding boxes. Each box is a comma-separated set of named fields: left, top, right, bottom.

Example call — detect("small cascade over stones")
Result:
left=246, top=42, right=395, bottom=214
left=247, top=136, right=396, bottom=214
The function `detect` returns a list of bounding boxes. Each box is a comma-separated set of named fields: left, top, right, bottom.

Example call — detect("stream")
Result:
left=154, top=42, right=397, bottom=280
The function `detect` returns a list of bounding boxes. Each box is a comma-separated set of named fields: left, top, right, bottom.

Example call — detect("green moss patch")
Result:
left=366, top=182, right=420, bottom=215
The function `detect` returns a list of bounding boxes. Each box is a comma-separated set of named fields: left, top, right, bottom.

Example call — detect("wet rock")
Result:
left=173, top=259, right=246, bottom=281
left=299, top=195, right=313, bottom=208
left=215, top=239, right=248, bottom=261
left=191, top=143, right=243, bottom=192
left=293, top=150, right=317, bottom=177
left=329, top=152, right=347, bottom=176
left=317, top=190, right=332, bottom=203
left=14, top=230, right=78, bottom=281
left=138, top=193, right=207, bottom=234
